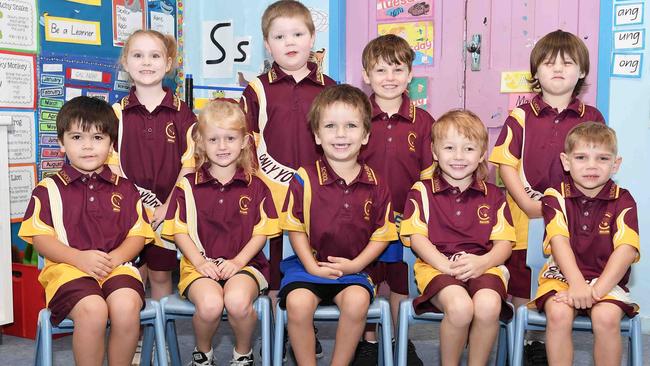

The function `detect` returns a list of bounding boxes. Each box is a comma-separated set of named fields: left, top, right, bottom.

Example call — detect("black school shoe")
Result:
left=351, top=340, right=378, bottom=366
left=405, top=339, right=423, bottom=366
left=524, top=341, right=548, bottom=366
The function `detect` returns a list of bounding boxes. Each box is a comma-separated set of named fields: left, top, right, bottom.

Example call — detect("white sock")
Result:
left=233, top=347, right=252, bottom=359
left=195, top=347, right=213, bottom=359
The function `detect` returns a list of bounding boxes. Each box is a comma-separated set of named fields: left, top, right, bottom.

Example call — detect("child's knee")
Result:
left=194, top=295, right=225, bottom=322
left=338, top=288, right=370, bottom=319
left=472, top=291, right=502, bottom=322
left=545, top=302, right=574, bottom=329
left=224, top=293, right=255, bottom=319
left=71, top=296, right=108, bottom=329
left=443, top=297, right=474, bottom=327
left=148, top=270, right=171, bottom=284
left=285, top=290, right=317, bottom=321
left=591, top=305, right=622, bottom=333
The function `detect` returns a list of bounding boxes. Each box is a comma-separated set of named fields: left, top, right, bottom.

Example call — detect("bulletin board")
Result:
left=181, top=0, right=344, bottom=105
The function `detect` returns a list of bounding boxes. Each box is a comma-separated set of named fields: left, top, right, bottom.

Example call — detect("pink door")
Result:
left=346, top=0, right=600, bottom=157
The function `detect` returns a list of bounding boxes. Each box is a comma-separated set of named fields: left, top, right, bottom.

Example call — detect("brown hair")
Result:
left=529, top=29, right=590, bottom=96
left=565, top=122, right=617, bottom=155
left=432, top=109, right=489, bottom=181
left=362, top=34, right=415, bottom=72
left=57, top=96, right=118, bottom=142
left=120, top=29, right=178, bottom=74
left=193, top=99, right=256, bottom=176
left=308, top=84, right=371, bottom=134
left=262, top=0, right=315, bottom=40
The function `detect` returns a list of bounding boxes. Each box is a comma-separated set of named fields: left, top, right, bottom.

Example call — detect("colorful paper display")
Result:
left=378, top=21, right=434, bottom=65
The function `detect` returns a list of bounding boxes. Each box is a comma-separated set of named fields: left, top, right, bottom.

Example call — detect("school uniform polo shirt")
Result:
left=489, top=95, right=604, bottom=249
left=162, top=165, right=281, bottom=279
left=240, top=62, right=336, bottom=212
left=400, top=174, right=516, bottom=256
left=19, top=164, right=154, bottom=252
left=110, top=87, right=196, bottom=204
left=281, top=158, right=398, bottom=271
left=541, top=177, right=640, bottom=288
left=360, top=93, right=435, bottom=214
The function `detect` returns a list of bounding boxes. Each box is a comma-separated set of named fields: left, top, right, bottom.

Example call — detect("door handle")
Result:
left=466, top=34, right=481, bottom=71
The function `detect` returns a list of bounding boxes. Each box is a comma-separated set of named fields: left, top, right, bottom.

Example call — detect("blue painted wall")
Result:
left=599, top=0, right=650, bottom=331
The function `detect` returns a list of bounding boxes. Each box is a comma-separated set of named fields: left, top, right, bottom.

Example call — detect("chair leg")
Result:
left=495, top=325, right=507, bottom=366
left=506, top=317, right=515, bottom=364
left=512, top=306, right=528, bottom=366
left=629, top=316, right=642, bottom=366
left=141, top=324, right=155, bottom=366
left=38, top=309, right=53, bottom=366
left=273, top=303, right=286, bottom=366
left=164, top=318, right=181, bottom=366
left=395, top=300, right=411, bottom=366
left=379, top=299, right=393, bottom=366
left=258, top=297, right=272, bottom=366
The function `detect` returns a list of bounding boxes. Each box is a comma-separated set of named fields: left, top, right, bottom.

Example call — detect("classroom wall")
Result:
left=599, top=1, right=650, bottom=331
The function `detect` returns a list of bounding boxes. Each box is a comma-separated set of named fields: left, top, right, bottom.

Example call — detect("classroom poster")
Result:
left=9, top=164, right=37, bottom=222
left=500, top=71, right=533, bottom=93
left=376, top=0, right=433, bottom=21
left=378, top=21, right=433, bottom=65
left=4, top=111, right=36, bottom=164
left=112, top=0, right=145, bottom=47
left=44, top=14, right=102, bottom=46
left=0, top=0, right=38, bottom=53
left=408, top=76, right=428, bottom=110
left=0, top=51, right=36, bottom=109
left=147, top=0, right=176, bottom=36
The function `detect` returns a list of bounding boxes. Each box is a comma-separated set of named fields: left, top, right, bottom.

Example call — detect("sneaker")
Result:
left=351, top=340, right=378, bottom=366
left=406, top=340, right=423, bottom=366
left=524, top=341, right=548, bottom=366
left=190, top=349, right=215, bottom=366
left=230, top=354, right=254, bottom=366
left=314, top=326, right=323, bottom=359
left=131, top=340, right=142, bottom=365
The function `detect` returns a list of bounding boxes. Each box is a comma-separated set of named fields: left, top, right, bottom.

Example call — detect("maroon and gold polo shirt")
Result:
left=541, top=177, right=640, bottom=288
left=109, top=87, right=197, bottom=206
left=161, top=165, right=281, bottom=279
left=400, top=173, right=516, bottom=256
left=19, top=164, right=155, bottom=252
left=240, top=62, right=336, bottom=213
left=489, top=95, right=604, bottom=249
left=360, top=93, right=434, bottom=214
left=281, top=158, right=398, bottom=270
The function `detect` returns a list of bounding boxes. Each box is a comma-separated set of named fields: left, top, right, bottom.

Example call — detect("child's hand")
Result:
left=151, top=202, right=169, bottom=230
left=450, top=253, right=489, bottom=282
left=308, top=264, right=343, bottom=280
left=196, top=260, right=220, bottom=280
left=591, top=284, right=603, bottom=302
left=75, top=250, right=114, bottom=280
left=568, top=281, right=594, bottom=309
left=216, top=259, right=243, bottom=280
left=318, top=256, right=356, bottom=276
left=552, top=291, right=571, bottom=304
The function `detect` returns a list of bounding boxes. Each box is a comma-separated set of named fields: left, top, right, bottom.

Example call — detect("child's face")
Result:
left=201, top=124, right=247, bottom=170
left=59, top=122, right=112, bottom=175
left=535, top=52, right=585, bottom=98
left=432, top=127, right=484, bottom=188
left=264, top=16, right=315, bottom=75
left=560, top=141, right=621, bottom=197
left=122, top=34, right=171, bottom=88
left=314, top=102, right=369, bottom=165
left=362, top=58, right=413, bottom=103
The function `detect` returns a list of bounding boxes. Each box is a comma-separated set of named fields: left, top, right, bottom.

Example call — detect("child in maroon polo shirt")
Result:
left=240, top=0, right=337, bottom=299
left=354, top=34, right=435, bottom=366
left=532, top=122, right=639, bottom=365
left=401, top=110, right=516, bottom=366
left=162, top=100, right=280, bottom=366
left=108, top=29, right=197, bottom=300
left=279, top=85, right=398, bottom=366
left=19, top=96, right=155, bottom=366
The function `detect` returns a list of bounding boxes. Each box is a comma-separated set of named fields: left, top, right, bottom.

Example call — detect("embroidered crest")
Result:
left=165, top=122, right=176, bottom=143
left=363, top=198, right=373, bottom=221
left=239, top=195, right=251, bottom=215
left=111, top=192, right=124, bottom=212
left=407, top=131, right=417, bottom=152
left=477, top=204, right=490, bottom=224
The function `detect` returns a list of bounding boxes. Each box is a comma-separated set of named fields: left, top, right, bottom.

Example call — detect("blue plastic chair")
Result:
left=272, top=233, right=394, bottom=366
left=34, top=299, right=167, bottom=366
left=512, top=218, right=643, bottom=366
left=161, top=293, right=272, bottom=366
left=394, top=246, right=513, bottom=366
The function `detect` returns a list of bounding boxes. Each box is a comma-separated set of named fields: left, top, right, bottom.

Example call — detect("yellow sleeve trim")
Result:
left=181, top=122, right=197, bottom=168
left=489, top=201, right=516, bottom=243
left=127, top=200, right=156, bottom=243
left=18, top=197, right=55, bottom=243
left=613, top=208, right=641, bottom=262
left=488, top=125, right=520, bottom=167
left=370, top=202, right=398, bottom=242
left=252, top=197, right=282, bottom=237
left=160, top=204, right=189, bottom=242
left=280, top=190, right=305, bottom=232
left=419, top=163, right=434, bottom=180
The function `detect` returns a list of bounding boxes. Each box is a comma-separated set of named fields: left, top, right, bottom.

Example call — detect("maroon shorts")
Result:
left=505, top=249, right=531, bottom=299
left=136, top=244, right=179, bottom=271
left=413, top=273, right=512, bottom=321
left=370, top=261, right=409, bottom=295
left=268, top=235, right=283, bottom=290
left=534, top=291, right=638, bottom=318
left=48, top=275, right=145, bottom=326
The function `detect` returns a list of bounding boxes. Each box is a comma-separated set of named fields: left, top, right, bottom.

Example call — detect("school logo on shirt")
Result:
left=363, top=198, right=373, bottom=221
left=165, top=122, right=176, bottom=143
left=477, top=204, right=490, bottom=224
left=111, top=192, right=124, bottom=212
left=407, top=132, right=417, bottom=152
left=239, top=195, right=251, bottom=215
left=599, top=212, right=613, bottom=235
